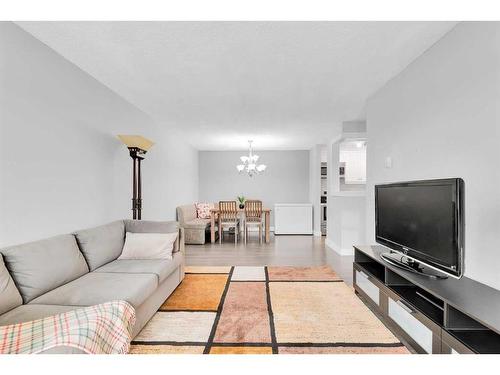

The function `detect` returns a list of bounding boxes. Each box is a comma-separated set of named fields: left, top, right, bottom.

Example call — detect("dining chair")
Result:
left=218, top=201, right=240, bottom=244
left=244, top=200, right=263, bottom=244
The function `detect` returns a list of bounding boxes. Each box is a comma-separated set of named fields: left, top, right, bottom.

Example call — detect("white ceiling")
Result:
left=17, top=21, right=457, bottom=150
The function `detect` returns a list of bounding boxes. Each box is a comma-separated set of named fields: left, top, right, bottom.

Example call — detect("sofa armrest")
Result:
left=178, top=227, right=185, bottom=254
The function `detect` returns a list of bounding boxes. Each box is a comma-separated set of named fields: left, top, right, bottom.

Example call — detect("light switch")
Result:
left=385, top=157, right=392, bottom=169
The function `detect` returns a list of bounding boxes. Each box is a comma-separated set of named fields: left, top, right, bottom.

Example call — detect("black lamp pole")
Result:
left=128, top=147, right=146, bottom=220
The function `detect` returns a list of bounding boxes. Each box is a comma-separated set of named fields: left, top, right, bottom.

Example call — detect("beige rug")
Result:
left=130, top=266, right=409, bottom=354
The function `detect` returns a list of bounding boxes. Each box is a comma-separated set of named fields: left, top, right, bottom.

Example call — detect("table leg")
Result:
left=210, top=213, right=215, bottom=244
left=265, top=211, right=270, bottom=243
left=240, top=212, right=245, bottom=239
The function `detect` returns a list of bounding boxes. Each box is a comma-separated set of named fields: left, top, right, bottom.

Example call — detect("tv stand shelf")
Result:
left=353, top=245, right=500, bottom=354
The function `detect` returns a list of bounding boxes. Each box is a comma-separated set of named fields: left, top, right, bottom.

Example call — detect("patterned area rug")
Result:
left=129, top=266, right=409, bottom=354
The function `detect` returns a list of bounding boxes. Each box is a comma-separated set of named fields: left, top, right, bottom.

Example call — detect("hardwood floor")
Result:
left=185, top=233, right=354, bottom=285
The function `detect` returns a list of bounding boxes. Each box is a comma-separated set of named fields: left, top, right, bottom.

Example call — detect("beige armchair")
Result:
left=176, top=204, right=217, bottom=245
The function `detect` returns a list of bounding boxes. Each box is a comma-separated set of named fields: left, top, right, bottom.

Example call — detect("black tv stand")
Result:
left=353, top=245, right=500, bottom=354
left=380, top=252, right=448, bottom=280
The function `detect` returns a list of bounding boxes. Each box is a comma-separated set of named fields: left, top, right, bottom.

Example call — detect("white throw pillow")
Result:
left=118, top=232, right=177, bottom=260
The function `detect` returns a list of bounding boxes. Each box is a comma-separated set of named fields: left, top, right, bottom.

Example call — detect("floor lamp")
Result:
left=117, top=135, right=155, bottom=220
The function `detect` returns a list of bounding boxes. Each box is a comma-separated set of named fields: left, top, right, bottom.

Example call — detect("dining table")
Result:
left=209, top=207, right=272, bottom=244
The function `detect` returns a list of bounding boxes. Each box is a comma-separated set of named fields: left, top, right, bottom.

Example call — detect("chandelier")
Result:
left=236, top=140, right=267, bottom=177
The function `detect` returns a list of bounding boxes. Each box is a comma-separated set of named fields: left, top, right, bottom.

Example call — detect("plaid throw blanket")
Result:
left=0, top=300, right=136, bottom=354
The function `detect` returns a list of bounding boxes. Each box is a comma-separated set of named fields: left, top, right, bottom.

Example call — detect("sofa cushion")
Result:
left=0, top=304, right=78, bottom=327
left=0, top=235, right=89, bottom=303
left=195, top=202, right=214, bottom=219
left=0, top=255, right=23, bottom=315
left=184, top=218, right=211, bottom=229
left=124, top=220, right=179, bottom=234
left=119, top=232, right=177, bottom=260
left=124, top=220, right=180, bottom=253
left=94, top=254, right=182, bottom=283
left=29, top=272, right=157, bottom=309
left=74, top=220, right=125, bottom=271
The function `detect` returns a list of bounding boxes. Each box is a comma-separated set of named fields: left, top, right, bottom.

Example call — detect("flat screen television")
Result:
left=375, top=178, right=464, bottom=279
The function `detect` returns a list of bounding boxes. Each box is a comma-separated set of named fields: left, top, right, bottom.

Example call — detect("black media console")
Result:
left=353, top=245, right=500, bottom=354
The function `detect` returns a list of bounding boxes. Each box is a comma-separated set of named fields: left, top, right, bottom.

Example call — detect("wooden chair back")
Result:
left=218, top=201, right=238, bottom=222
left=245, top=200, right=263, bottom=222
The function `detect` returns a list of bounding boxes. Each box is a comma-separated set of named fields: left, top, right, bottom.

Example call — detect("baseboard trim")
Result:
left=313, top=230, right=322, bottom=237
left=325, top=238, right=354, bottom=256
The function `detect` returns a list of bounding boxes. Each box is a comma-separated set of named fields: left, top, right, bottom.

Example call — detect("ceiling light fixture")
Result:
left=236, top=140, right=267, bottom=177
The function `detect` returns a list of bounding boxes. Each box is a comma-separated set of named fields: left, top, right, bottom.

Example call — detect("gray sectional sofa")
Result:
left=0, top=219, right=185, bottom=354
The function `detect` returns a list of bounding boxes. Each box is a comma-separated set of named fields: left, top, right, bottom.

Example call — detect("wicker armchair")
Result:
left=244, top=200, right=263, bottom=244
left=218, top=201, right=240, bottom=244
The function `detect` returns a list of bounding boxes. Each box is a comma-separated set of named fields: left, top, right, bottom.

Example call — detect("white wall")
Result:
left=0, top=22, right=198, bottom=246
left=199, top=150, right=310, bottom=227
left=327, top=195, right=366, bottom=255
left=366, top=22, right=500, bottom=289
left=326, top=122, right=367, bottom=255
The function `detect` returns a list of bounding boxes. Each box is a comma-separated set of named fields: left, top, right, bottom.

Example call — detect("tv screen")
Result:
left=375, top=178, right=464, bottom=278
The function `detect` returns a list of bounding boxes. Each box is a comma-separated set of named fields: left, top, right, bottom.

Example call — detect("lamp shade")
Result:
left=117, top=135, right=155, bottom=151
left=256, top=164, right=267, bottom=172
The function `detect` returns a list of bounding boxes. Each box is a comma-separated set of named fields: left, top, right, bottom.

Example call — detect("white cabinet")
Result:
left=274, top=203, right=313, bottom=235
